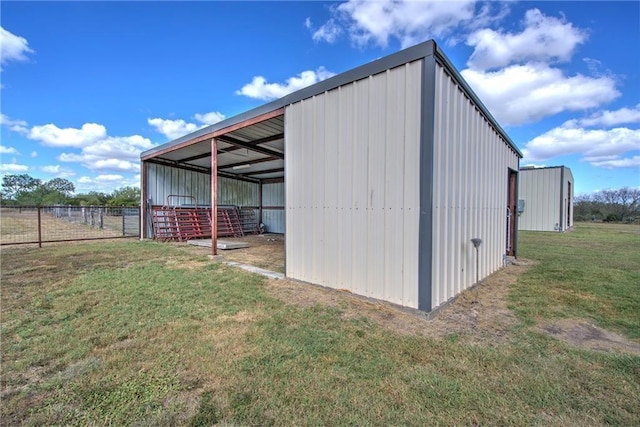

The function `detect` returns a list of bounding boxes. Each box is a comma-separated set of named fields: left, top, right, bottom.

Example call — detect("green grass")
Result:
left=1, top=225, right=639, bottom=425
left=511, top=222, right=640, bottom=338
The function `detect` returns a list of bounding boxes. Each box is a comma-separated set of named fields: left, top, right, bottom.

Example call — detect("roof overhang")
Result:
left=142, top=108, right=285, bottom=180
left=140, top=39, right=522, bottom=178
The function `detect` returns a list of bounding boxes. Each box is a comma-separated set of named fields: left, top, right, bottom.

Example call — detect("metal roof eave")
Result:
left=140, top=40, right=438, bottom=160
left=141, top=39, right=522, bottom=160
left=432, top=44, right=523, bottom=158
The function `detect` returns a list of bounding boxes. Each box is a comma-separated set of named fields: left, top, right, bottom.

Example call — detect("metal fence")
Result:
left=0, top=205, right=140, bottom=247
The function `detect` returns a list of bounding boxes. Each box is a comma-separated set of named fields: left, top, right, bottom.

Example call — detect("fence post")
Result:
left=37, top=206, right=42, bottom=248
left=98, top=208, right=104, bottom=229
left=122, top=206, right=126, bottom=236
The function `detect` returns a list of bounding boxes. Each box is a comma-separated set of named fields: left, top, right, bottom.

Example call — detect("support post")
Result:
left=140, top=161, right=149, bottom=239
left=122, top=207, right=126, bottom=236
left=211, top=138, right=218, bottom=256
left=258, top=180, right=263, bottom=225
left=37, top=206, right=42, bottom=248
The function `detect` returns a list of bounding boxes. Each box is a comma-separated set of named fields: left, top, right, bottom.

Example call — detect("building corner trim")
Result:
left=418, top=55, right=436, bottom=312
left=560, top=167, right=565, bottom=232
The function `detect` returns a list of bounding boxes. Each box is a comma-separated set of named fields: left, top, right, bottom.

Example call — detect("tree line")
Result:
left=573, top=187, right=639, bottom=223
left=0, top=174, right=140, bottom=206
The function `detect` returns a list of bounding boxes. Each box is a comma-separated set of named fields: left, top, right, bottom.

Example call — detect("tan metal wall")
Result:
left=146, top=163, right=259, bottom=206
left=518, top=167, right=573, bottom=231
left=285, top=61, right=422, bottom=309
left=431, top=63, right=520, bottom=308
left=262, top=182, right=285, bottom=233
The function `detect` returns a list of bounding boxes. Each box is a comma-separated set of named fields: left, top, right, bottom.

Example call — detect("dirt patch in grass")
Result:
left=268, top=256, right=639, bottom=354
left=218, top=234, right=285, bottom=273
left=182, top=234, right=285, bottom=273
left=267, top=258, right=535, bottom=345
left=538, top=319, right=640, bottom=355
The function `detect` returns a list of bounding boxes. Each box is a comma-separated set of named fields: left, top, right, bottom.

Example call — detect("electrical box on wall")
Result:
left=517, top=199, right=525, bottom=213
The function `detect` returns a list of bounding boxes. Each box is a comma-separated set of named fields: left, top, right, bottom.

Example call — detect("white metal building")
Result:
left=518, top=166, right=574, bottom=232
left=140, top=40, right=522, bottom=313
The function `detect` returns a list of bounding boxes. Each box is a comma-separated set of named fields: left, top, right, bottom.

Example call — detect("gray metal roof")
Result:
left=141, top=39, right=522, bottom=164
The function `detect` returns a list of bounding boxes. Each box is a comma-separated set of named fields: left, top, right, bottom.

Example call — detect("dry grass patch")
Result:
left=2, top=226, right=639, bottom=426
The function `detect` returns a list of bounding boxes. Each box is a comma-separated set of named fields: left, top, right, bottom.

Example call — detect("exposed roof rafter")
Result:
left=216, top=135, right=284, bottom=159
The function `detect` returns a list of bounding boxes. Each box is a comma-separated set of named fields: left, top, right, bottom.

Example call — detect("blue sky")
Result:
left=1, top=1, right=638, bottom=195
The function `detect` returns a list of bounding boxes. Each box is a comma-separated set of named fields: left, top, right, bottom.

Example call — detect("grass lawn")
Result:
left=1, top=223, right=639, bottom=425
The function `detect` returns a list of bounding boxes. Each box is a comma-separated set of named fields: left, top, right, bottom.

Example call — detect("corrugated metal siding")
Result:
left=518, top=168, right=562, bottom=231
left=146, top=163, right=211, bottom=206
left=286, top=61, right=422, bottom=309
left=145, top=163, right=259, bottom=207
left=218, top=177, right=259, bottom=207
left=262, top=182, right=285, bottom=233
left=431, top=63, right=520, bottom=309
left=262, top=182, right=284, bottom=205
left=262, top=210, right=285, bottom=234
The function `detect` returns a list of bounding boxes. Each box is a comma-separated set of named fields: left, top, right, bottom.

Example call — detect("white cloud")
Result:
left=466, top=9, right=587, bottom=71
left=23, top=121, right=152, bottom=173
left=310, top=0, right=478, bottom=48
left=312, top=19, right=343, bottom=44
left=148, top=118, right=199, bottom=140
left=574, top=105, right=640, bottom=128
left=461, top=63, right=619, bottom=126
left=589, top=156, right=640, bottom=169
left=0, top=145, right=18, bottom=154
left=28, top=123, right=106, bottom=148
left=194, top=111, right=225, bottom=125
left=76, top=173, right=140, bottom=193
left=236, top=67, right=336, bottom=101
left=79, top=174, right=123, bottom=183
left=148, top=111, right=226, bottom=140
left=0, top=163, right=29, bottom=173
left=0, top=113, right=28, bottom=134
left=0, top=27, right=34, bottom=68
left=522, top=124, right=640, bottom=169
left=31, top=151, right=37, bottom=157
left=41, top=165, right=60, bottom=173
left=41, top=165, right=76, bottom=178
left=58, top=134, right=153, bottom=173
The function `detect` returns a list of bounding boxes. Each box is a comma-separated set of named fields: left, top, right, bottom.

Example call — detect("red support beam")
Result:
left=142, top=108, right=284, bottom=161
left=211, top=138, right=218, bottom=256
left=141, top=161, right=147, bottom=239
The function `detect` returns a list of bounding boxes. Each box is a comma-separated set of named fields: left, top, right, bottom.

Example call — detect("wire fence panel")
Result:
left=0, top=206, right=140, bottom=246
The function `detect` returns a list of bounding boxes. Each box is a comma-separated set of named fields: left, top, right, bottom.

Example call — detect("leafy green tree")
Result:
left=44, top=178, right=75, bottom=197
left=595, top=187, right=640, bottom=222
left=1, top=174, right=41, bottom=202
left=108, top=186, right=140, bottom=206
left=574, top=187, right=640, bottom=222
left=70, top=191, right=110, bottom=206
left=1, top=174, right=76, bottom=206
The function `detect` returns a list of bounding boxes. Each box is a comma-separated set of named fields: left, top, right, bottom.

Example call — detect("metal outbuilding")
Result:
left=140, top=40, right=522, bottom=313
left=518, top=166, right=574, bottom=232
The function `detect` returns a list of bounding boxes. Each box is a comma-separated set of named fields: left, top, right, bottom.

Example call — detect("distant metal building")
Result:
left=140, top=40, right=522, bottom=313
left=518, top=166, right=574, bottom=232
